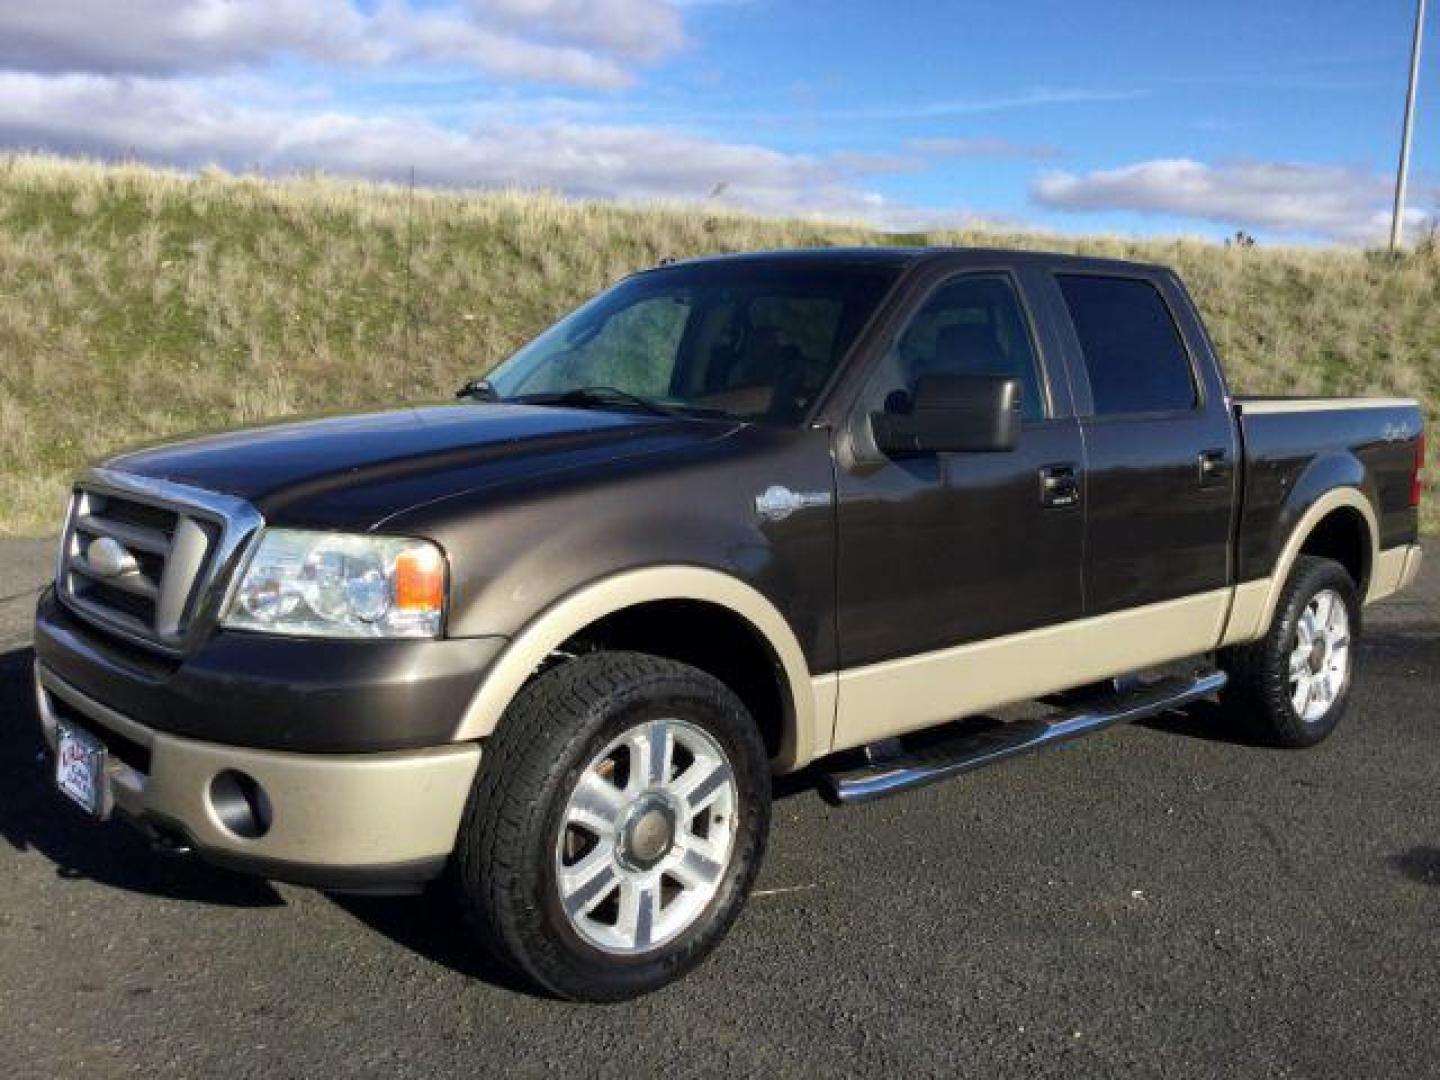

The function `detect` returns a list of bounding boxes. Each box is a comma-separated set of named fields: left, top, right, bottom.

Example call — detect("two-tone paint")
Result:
left=31, top=248, right=1425, bottom=891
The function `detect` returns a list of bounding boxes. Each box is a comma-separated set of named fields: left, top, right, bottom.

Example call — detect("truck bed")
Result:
left=1233, top=395, right=1423, bottom=587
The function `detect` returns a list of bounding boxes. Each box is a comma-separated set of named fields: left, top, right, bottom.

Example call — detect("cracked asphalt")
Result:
left=1, top=537, right=1437, bottom=1078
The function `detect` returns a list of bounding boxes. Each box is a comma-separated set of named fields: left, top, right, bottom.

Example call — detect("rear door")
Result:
left=1046, top=269, right=1239, bottom=616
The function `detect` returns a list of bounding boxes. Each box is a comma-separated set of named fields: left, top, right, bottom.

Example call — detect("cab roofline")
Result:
left=648, top=246, right=1169, bottom=276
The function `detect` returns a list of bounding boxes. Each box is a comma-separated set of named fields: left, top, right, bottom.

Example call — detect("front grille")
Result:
left=78, top=576, right=159, bottom=623
left=56, top=470, right=263, bottom=654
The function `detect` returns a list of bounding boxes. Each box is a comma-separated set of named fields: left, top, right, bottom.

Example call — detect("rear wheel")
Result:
left=453, top=651, right=770, bottom=1001
left=1219, top=555, right=1360, bottom=747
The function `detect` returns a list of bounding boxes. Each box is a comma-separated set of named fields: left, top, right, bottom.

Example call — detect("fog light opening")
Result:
left=209, top=770, right=273, bottom=840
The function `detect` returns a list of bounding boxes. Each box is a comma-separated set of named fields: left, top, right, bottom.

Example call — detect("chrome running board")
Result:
left=822, top=670, right=1228, bottom=805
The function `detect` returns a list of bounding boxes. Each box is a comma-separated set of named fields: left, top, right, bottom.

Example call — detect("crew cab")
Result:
left=31, top=249, right=1425, bottom=1000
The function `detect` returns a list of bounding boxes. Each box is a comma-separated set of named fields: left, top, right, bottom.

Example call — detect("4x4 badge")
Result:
left=754, top=485, right=831, bottom=523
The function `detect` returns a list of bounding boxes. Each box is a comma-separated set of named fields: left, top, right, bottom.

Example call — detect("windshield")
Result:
left=485, top=260, right=900, bottom=425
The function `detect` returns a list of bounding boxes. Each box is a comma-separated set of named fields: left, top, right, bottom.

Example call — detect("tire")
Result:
left=1218, top=555, right=1360, bottom=747
left=453, top=651, right=771, bottom=1001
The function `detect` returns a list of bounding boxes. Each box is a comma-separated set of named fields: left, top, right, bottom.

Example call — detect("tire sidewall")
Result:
left=517, top=666, right=770, bottom=1000
left=1265, top=560, right=1360, bottom=745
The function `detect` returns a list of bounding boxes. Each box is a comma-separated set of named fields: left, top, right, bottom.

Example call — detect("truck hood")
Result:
left=105, top=402, right=738, bottom=530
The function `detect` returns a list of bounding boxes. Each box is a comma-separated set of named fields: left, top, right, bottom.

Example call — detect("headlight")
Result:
left=223, top=529, right=446, bottom=639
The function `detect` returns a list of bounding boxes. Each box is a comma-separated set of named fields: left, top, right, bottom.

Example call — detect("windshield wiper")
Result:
left=456, top=377, right=501, bottom=402
left=525, top=386, right=683, bottom=418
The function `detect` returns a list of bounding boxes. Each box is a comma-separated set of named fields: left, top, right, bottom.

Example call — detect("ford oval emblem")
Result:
left=85, top=536, right=138, bottom=578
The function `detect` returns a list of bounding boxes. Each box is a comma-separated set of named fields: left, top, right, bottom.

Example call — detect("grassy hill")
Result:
left=1, top=152, right=1435, bottom=537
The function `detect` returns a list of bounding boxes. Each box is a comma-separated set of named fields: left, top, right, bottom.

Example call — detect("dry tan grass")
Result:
left=1, top=152, right=1435, bottom=536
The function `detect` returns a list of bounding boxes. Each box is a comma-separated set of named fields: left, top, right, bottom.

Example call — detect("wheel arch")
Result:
left=1255, top=486, right=1379, bottom=635
left=451, top=567, right=823, bottom=772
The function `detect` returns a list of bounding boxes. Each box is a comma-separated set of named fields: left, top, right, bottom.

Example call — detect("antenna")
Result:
left=1391, top=0, right=1427, bottom=251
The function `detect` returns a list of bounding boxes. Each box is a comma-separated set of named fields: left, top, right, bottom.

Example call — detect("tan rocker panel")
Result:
left=829, top=589, right=1233, bottom=752
left=452, top=566, right=825, bottom=773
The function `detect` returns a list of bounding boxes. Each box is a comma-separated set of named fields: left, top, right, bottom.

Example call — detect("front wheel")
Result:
left=453, top=652, right=771, bottom=1001
left=1219, top=555, right=1360, bottom=747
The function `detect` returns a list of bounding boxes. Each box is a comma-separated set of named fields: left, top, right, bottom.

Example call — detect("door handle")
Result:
left=1039, top=463, right=1080, bottom=508
left=1198, top=449, right=1231, bottom=487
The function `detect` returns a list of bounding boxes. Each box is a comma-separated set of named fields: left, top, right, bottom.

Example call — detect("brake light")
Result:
left=1413, top=431, right=1426, bottom=508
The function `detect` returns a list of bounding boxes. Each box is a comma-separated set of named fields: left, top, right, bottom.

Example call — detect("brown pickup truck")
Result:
left=33, top=248, right=1424, bottom=1000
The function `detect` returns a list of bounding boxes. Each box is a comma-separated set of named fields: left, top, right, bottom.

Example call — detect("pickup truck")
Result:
left=32, top=248, right=1425, bottom=1001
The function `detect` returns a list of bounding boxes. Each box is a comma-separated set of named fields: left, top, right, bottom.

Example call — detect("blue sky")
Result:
left=0, top=1, right=1435, bottom=244
left=682, top=0, right=1435, bottom=236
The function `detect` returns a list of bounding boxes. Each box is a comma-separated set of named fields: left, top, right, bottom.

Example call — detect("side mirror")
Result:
left=870, top=374, right=1021, bottom=456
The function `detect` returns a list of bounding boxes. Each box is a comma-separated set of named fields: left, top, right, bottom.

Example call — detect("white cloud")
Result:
left=0, top=72, right=948, bottom=221
left=0, top=0, right=688, bottom=90
left=0, top=3, right=1127, bottom=234
left=0, top=2, right=377, bottom=75
left=376, top=8, right=637, bottom=90
left=459, top=0, right=685, bottom=61
left=1032, top=158, right=1433, bottom=244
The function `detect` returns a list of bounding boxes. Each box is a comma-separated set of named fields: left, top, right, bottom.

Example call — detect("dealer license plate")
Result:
left=56, top=723, right=107, bottom=817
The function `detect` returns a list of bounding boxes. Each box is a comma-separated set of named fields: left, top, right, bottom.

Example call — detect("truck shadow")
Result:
left=1393, top=846, right=1440, bottom=887
left=327, top=890, right=537, bottom=993
left=1134, top=700, right=1272, bottom=747
left=327, top=765, right=829, bottom=993
left=0, top=645, right=283, bottom=908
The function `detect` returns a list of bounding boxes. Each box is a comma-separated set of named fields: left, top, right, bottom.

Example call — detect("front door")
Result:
left=831, top=270, right=1085, bottom=748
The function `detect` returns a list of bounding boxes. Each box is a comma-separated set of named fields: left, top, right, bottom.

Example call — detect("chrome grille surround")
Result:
left=56, top=466, right=265, bottom=656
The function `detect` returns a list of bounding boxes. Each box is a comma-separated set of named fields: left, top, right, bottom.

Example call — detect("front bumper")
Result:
left=34, top=587, right=504, bottom=752
left=35, top=662, right=481, bottom=893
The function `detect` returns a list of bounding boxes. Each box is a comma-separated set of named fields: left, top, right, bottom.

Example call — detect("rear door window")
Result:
left=1056, top=275, right=1197, bottom=416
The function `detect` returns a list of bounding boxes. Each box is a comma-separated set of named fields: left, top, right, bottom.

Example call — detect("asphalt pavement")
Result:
left=1, top=537, right=1437, bottom=1079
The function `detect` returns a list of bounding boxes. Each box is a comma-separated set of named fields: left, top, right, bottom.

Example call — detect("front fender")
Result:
left=449, top=565, right=829, bottom=773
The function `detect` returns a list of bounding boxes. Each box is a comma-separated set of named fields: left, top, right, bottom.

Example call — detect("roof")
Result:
left=661, top=246, right=1169, bottom=276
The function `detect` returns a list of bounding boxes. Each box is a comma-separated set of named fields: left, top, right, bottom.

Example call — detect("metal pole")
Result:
left=1391, top=0, right=1427, bottom=251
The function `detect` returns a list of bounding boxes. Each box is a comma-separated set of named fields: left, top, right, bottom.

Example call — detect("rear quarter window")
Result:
left=1056, top=274, right=1197, bottom=416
